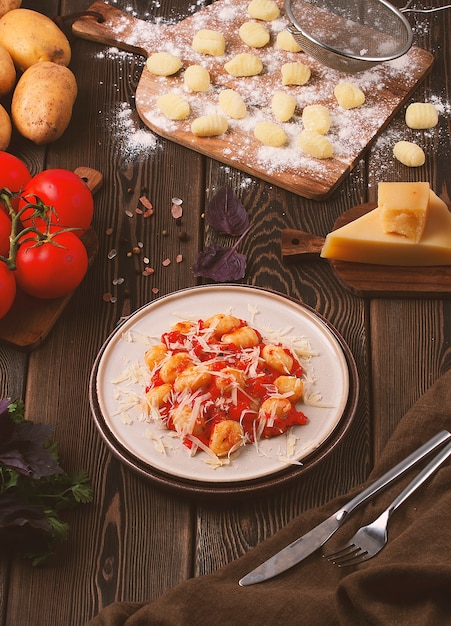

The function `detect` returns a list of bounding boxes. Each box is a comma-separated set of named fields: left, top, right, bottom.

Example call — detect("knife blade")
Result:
left=239, top=429, right=451, bottom=585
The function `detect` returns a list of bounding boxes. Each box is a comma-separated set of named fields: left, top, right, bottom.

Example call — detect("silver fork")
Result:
left=324, top=440, right=451, bottom=567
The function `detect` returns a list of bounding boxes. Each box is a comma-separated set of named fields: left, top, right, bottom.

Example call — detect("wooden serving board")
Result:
left=73, top=0, right=434, bottom=200
left=0, top=167, right=103, bottom=351
left=282, top=203, right=451, bottom=297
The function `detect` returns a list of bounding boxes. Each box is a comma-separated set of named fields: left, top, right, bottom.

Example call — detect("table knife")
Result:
left=239, top=429, right=451, bottom=585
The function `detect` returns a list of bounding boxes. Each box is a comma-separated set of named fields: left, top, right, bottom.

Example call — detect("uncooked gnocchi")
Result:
left=239, top=21, right=270, bottom=48
left=405, top=102, right=438, bottom=129
left=224, top=52, right=263, bottom=77
left=146, top=52, right=182, bottom=76
left=247, top=0, right=280, bottom=21
left=281, top=62, right=311, bottom=86
left=192, top=29, right=226, bottom=56
left=271, top=90, right=296, bottom=122
left=254, top=121, right=287, bottom=147
left=184, top=64, right=210, bottom=92
left=298, top=130, right=334, bottom=159
left=156, top=93, right=190, bottom=120
left=219, top=89, right=247, bottom=119
left=191, top=114, right=228, bottom=137
left=302, top=104, right=331, bottom=134
left=276, top=29, right=302, bottom=52
left=393, top=140, right=425, bottom=167
left=334, top=81, right=365, bottom=109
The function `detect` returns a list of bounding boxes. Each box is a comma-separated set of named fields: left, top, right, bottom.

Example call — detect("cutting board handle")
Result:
left=281, top=228, right=325, bottom=262
left=72, top=0, right=162, bottom=57
left=74, top=166, right=103, bottom=194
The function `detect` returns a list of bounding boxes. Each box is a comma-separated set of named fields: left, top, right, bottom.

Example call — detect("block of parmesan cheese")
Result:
left=320, top=190, right=451, bottom=266
left=379, top=181, right=430, bottom=242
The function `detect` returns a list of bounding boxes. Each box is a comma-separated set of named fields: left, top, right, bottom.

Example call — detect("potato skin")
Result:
left=0, top=44, right=15, bottom=97
left=12, top=62, right=77, bottom=144
left=0, top=0, right=21, bottom=18
left=0, top=8, right=71, bottom=71
left=0, top=103, right=12, bottom=150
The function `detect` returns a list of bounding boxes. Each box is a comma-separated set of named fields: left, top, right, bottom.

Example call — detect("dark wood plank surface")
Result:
left=0, top=1, right=450, bottom=624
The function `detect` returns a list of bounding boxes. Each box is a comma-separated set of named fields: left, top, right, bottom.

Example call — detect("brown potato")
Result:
left=0, top=0, right=21, bottom=18
left=12, top=61, right=77, bottom=144
left=0, top=103, right=12, bottom=150
left=0, top=44, right=15, bottom=97
left=0, top=8, right=70, bottom=71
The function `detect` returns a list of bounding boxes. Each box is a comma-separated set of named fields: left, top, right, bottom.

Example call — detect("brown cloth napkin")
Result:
left=87, top=368, right=451, bottom=626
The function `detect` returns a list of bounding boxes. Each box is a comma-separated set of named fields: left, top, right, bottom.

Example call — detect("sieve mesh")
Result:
left=285, top=0, right=414, bottom=71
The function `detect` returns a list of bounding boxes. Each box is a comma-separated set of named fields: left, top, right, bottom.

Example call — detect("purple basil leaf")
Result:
left=192, top=245, right=246, bottom=281
left=1, top=422, right=63, bottom=478
left=0, top=444, right=62, bottom=479
left=206, top=186, right=249, bottom=236
left=0, top=493, right=51, bottom=531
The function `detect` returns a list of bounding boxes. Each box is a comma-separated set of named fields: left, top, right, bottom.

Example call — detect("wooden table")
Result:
left=1, top=0, right=450, bottom=623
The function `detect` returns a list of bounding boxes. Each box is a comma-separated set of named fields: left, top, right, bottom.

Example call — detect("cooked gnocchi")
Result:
left=192, top=28, right=226, bottom=56
left=271, top=90, right=296, bottom=122
left=254, top=120, right=287, bottom=147
left=405, top=102, right=438, bottom=129
left=247, top=0, right=280, bottom=20
left=302, top=104, right=331, bottom=135
left=281, top=61, right=311, bottom=86
left=184, top=64, right=210, bottom=92
left=298, top=129, right=334, bottom=159
left=218, top=88, right=247, bottom=119
left=393, top=140, right=425, bottom=167
left=146, top=52, right=182, bottom=76
left=141, top=314, right=310, bottom=461
left=224, top=52, right=263, bottom=77
left=334, top=81, right=365, bottom=109
left=156, top=93, right=190, bottom=120
left=191, top=114, right=228, bottom=137
left=209, top=420, right=244, bottom=457
left=239, top=21, right=270, bottom=48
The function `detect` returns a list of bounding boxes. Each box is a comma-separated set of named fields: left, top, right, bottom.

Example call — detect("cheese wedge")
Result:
left=379, top=181, right=430, bottom=242
left=320, top=191, right=451, bottom=266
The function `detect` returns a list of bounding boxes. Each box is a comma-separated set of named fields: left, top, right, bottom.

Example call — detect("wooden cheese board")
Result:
left=0, top=167, right=103, bottom=351
left=72, top=0, right=434, bottom=200
left=282, top=203, right=451, bottom=298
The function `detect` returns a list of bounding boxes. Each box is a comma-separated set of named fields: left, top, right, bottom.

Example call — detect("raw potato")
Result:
left=0, top=44, right=15, bottom=97
left=12, top=61, right=77, bottom=144
left=0, top=103, right=12, bottom=150
left=0, top=0, right=21, bottom=18
left=0, top=8, right=71, bottom=71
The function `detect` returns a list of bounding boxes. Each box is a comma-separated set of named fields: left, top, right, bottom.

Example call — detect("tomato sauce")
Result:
left=146, top=317, right=309, bottom=454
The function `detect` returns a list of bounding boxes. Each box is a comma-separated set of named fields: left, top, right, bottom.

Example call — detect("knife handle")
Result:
left=337, top=429, right=451, bottom=521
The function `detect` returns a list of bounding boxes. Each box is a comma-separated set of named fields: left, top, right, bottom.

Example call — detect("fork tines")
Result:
left=324, top=544, right=370, bottom=567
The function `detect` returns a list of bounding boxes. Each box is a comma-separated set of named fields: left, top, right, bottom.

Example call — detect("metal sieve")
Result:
left=285, top=0, right=450, bottom=73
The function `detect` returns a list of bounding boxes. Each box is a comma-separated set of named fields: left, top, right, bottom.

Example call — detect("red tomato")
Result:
left=0, top=262, right=16, bottom=320
left=0, top=210, right=11, bottom=257
left=0, top=152, right=32, bottom=213
left=19, top=169, right=94, bottom=237
left=15, top=231, right=89, bottom=299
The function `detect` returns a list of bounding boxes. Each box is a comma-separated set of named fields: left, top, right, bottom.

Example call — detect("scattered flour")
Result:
left=90, top=0, right=445, bottom=192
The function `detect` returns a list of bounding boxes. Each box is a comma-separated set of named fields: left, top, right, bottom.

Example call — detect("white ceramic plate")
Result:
left=92, top=285, right=354, bottom=485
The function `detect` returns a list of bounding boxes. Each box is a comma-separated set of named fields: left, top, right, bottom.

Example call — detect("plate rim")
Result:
left=89, top=284, right=359, bottom=499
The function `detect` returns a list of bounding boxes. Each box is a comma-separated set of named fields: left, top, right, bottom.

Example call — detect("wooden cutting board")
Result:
left=72, top=0, right=434, bottom=200
left=0, top=168, right=102, bottom=351
left=282, top=203, right=451, bottom=297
